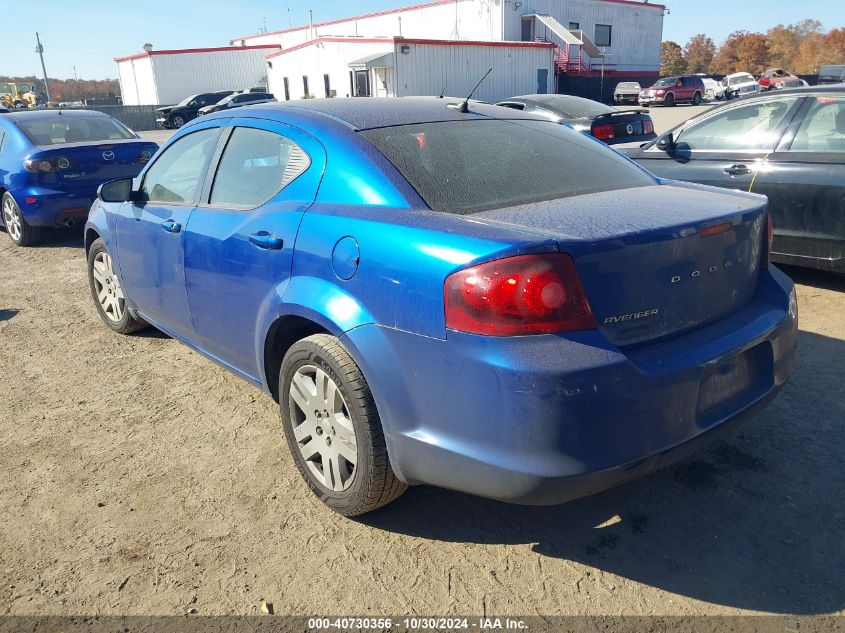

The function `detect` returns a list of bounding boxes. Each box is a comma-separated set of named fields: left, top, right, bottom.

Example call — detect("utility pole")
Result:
left=35, top=32, right=51, bottom=103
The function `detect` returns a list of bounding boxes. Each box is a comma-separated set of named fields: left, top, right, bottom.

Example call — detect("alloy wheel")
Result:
left=2, top=197, right=22, bottom=242
left=289, top=364, right=358, bottom=492
left=172, top=115, right=185, bottom=128
left=91, top=251, right=126, bottom=323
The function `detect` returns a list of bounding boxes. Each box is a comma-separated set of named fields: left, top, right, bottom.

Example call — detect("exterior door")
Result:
left=752, top=94, right=845, bottom=269
left=635, top=96, right=803, bottom=192
left=114, top=126, right=221, bottom=337
left=354, top=70, right=371, bottom=97
left=537, top=69, right=548, bottom=94
left=183, top=119, right=324, bottom=381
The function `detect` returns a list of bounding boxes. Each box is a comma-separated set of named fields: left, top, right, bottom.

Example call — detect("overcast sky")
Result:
left=2, top=0, right=842, bottom=80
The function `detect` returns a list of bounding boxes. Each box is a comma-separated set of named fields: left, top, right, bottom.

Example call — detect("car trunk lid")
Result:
left=469, top=183, right=768, bottom=346
left=25, top=139, right=157, bottom=189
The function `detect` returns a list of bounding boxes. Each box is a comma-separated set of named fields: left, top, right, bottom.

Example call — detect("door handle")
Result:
left=723, top=164, right=751, bottom=176
left=249, top=232, right=284, bottom=250
left=161, top=219, right=182, bottom=233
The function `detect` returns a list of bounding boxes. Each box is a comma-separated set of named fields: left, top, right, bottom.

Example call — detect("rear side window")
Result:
left=17, top=115, right=135, bottom=146
left=361, top=119, right=655, bottom=215
left=675, top=98, right=799, bottom=151
left=790, top=97, right=845, bottom=152
left=209, top=127, right=310, bottom=208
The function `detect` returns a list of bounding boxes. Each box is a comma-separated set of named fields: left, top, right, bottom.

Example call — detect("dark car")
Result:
left=818, top=65, right=845, bottom=85
left=639, top=75, right=705, bottom=107
left=0, top=110, right=157, bottom=246
left=197, top=91, right=276, bottom=116
left=496, top=94, right=655, bottom=145
left=0, top=106, right=9, bottom=114
left=621, top=86, right=845, bottom=273
left=155, top=91, right=234, bottom=129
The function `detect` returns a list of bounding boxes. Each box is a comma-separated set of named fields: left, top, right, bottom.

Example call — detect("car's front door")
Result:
left=182, top=119, right=325, bottom=381
left=114, top=125, right=222, bottom=338
left=634, top=96, right=804, bottom=192
left=752, top=94, right=845, bottom=269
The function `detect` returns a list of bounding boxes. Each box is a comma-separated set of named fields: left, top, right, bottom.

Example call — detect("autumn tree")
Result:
left=709, top=30, right=769, bottom=74
left=793, top=28, right=845, bottom=73
left=767, top=20, right=822, bottom=69
left=661, top=40, right=687, bottom=76
left=683, top=34, right=716, bottom=73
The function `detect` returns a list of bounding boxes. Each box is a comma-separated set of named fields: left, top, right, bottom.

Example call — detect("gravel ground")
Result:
left=0, top=226, right=843, bottom=618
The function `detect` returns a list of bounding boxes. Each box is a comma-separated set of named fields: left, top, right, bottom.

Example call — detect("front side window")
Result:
left=141, top=127, right=219, bottom=204
left=674, top=98, right=799, bottom=151
left=594, top=24, right=612, bottom=47
left=209, top=127, right=310, bottom=208
left=790, top=97, right=845, bottom=152
left=18, top=115, right=135, bottom=146
left=361, top=119, right=654, bottom=215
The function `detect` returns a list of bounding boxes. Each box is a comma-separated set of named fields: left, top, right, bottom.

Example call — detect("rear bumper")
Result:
left=342, top=268, right=798, bottom=505
left=8, top=188, right=94, bottom=227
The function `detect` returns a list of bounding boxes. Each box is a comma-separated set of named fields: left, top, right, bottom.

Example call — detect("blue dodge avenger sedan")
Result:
left=0, top=110, right=158, bottom=246
left=85, top=98, right=798, bottom=516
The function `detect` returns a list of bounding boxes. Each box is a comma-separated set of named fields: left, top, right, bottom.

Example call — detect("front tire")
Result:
left=87, top=238, right=148, bottom=334
left=280, top=334, right=407, bottom=516
left=2, top=192, right=39, bottom=246
left=664, top=93, right=676, bottom=107
left=170, top=114, right=186, bottom=128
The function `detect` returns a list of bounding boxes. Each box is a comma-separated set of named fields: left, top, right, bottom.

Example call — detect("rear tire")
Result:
left=692, top=91, right=702, bottom=106
left=280, top=334, right=407, bottom=516
left=87, top=238, right=148, bottom=334
left=664, top=93, right=676, bottom=107
left=2, top=192, right=39, bottom=247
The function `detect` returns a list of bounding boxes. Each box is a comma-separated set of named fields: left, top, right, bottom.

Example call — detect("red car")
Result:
left=759, top=68, right=801, bottom=90
left=638, top=76, right=705, bottom=107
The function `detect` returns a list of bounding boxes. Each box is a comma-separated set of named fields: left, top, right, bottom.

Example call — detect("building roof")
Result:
left=348, top=52, right=396, bottom=69
left=225, top=96, right=544, bottom=131
left=114, top=44, right=280, bottom=63
left=230, top=0, right=666, bottom=45
left=266, top=36, right=554, bottom=60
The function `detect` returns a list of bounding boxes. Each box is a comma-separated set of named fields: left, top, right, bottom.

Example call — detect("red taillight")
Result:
left=763, top=212, right=774, bottom=269
left=444, top=253, right=596, bottom=336
left=642, top=120, right=654, bottom=135
left=23, top=159, right=53, bottom=173
left=592, top=124, right=615, bottom=140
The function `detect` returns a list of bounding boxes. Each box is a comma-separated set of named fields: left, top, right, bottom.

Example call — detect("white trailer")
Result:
left=115, top=45, right=280, bottom=105
left=266, top=37, right=555, bottom=104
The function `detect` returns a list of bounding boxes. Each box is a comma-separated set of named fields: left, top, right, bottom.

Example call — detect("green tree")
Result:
left=661, top=40, right=687, bottom=76
left=683, top=34, right=716, bottom=73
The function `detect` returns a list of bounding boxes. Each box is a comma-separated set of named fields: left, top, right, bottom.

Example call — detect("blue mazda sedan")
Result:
left=0, top=110, right=158, bottom=246
left=85, top=98, right=798, bottom=516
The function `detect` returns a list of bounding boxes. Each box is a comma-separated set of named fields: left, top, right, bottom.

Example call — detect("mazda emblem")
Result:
left=626, top=123, right=634, bottom=135
left=102, top=151, right=115, bottom=161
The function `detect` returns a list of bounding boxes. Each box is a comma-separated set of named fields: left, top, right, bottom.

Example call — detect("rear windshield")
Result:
left=17, top=115, right=135, bottom=146
left=534, top=95, right=614, bottom=118
left=361, top=119, right=655, bottom=214
left=728, top=74, right=754, bottom=86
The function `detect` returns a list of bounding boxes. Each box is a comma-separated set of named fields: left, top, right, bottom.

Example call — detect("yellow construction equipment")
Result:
left=0, top=83, right=39, bottom=109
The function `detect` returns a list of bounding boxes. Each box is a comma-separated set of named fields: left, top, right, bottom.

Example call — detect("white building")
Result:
left=266, top=37, right=555, bottom=103
left=233, top=0, right=665, bottom=76
left=115, top=45, right=279, bottom=106
left=114, top=0, right=664, bottom=106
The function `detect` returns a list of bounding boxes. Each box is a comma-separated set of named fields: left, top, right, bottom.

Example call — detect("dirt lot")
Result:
left=1, top=227, right=843, bottom=618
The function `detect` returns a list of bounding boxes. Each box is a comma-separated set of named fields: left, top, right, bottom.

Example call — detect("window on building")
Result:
left=594, top=24, right=612, bottom=47
left=324, top=74, right=332, bottom=98
left=568, top=22, right=580, bottom=31
left=209, top=127, right=311, bottom=208
left=303, top=75, right=310, bottom=98
left=283, top=77, right=290, bottom=101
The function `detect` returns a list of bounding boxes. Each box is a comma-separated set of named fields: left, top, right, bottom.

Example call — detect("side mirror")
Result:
left=97, top=178, right=134, bottom=203
left=656, top=132, right=675, bottom=152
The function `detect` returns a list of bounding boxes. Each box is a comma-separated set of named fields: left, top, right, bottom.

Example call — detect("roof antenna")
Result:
left=438, top=78, right=448, bottom=98
left=453, top=67, right=492, bottom=113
